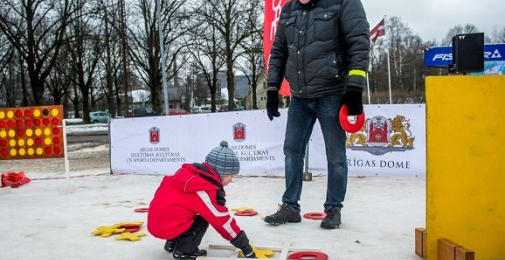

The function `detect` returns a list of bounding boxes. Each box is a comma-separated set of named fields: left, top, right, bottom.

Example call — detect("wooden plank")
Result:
left=277, top=241, right=291, bottom=260
left=423, top=229, right=427, bottom=257
left=208, top=244, right=321, bottom=252
left=415, top=227, right=426, bottom=257
left=455, top=247, right=475, bottom=260
left=438, top=238, right=461, bottom=260
left=207, top=241, right=321, bottom=260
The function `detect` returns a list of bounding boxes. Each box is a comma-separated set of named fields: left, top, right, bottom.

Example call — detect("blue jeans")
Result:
left=281, top=94, right=348, bottom=211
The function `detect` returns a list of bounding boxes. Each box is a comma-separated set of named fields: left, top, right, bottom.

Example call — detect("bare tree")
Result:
left=181, top=1, right=226, bottom=112
left=101, top=0, right=119, bottom=117
left=196, top=0, right=261, bottom=110
left=0, top=0, right=84, bottom=105
left=236, top=2, right=264, bottom=110
left=63, top=0, right=105, bottom=123
left=443, top=24, right=480, bottom=45
left=128, top=0, right=190, bottom=114
left=0, top=48, right=21, bottom=107
left=490, top=27, right=505, bottom=43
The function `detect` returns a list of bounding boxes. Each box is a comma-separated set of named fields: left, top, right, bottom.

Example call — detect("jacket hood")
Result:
left=172, top=163, right=222, bottom=193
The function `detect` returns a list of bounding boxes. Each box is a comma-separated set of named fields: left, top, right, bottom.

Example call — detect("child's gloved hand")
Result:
left=231, top=231, right=256, bottom=258
left=241, top=245, right=256, bottom=258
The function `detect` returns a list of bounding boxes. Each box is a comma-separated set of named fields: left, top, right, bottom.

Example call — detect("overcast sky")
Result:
left=361, top=0, right=505, bottom=43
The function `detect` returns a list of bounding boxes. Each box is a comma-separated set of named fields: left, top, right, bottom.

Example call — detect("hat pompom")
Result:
left=205, top=140, right=239, bottom=176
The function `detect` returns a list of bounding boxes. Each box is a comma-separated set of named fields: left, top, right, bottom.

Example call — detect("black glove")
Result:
left=343, top=91, right=363, bottom=116
left=230, top=230, right=256, bottom=258
left=266, top=89, right=280, bottom=121
left=241, top=245, right=256, bottom=258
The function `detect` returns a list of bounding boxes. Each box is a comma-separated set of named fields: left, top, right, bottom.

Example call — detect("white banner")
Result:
left=309, top=104, right=426, bottom=177
left=110, top=104, right=425, bottom=177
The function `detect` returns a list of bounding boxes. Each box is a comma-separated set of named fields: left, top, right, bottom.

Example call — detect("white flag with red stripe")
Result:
left=370, top=18, right=385, bottom=44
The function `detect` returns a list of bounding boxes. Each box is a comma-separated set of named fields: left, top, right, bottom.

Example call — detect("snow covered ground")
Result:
left=0, top=123, right=426, bottom=260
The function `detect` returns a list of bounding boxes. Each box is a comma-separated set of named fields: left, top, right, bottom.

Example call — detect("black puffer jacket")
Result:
left=267, top=0, right=370, bottom=97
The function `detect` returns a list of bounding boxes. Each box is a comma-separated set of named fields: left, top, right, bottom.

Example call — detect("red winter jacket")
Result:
left=147, top=163, right=242, bottom=241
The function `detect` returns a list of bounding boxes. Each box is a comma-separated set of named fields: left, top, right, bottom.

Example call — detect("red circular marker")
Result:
left=54, top=147, right=61, bottom=154
left=34, top=119, right=41, bottom=126
left=43, top=118, right=50, bottom=126
left=134, top=208, right=149, bottom=213
left=53, top=137, right=61, bottom=144
left=52, top=127, right=60, bottom=135
left=25, top=119, right=32, bottom=127
left=123, top=226, right=141, bottom=233
left=17, top=129, right=24, bottom=137
left=1, top=149, right=8, bottom=156
left=16, top=120, right=23, bottom=127
left=234, top=211, right=258, bottom=216
left=339, top=105, right=365, bottom=133
left=52, top=118, right=59, bottom=125
left=15, top=110, right=22, bottom=117
left=0, top=140, right=7, bottom=147
left=0, top=121, right=5, bottom=128
left=7, top=120, right=15, bottom=127
left=120, top=223, right=141, bottom=232
left=288, top=251, right=328, bottom=260
left=24, top=110, right=32, bottom=117
left=303, top=212, right=326, bottom=220
left=45, top=147, right=52, bottom=154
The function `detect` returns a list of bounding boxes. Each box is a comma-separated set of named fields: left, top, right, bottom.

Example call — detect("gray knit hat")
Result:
left=205, top=141, right=240, bottom=176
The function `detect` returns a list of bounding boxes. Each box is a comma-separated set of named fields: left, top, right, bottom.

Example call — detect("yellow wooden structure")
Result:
left=425, top=75, right=505, bottom=260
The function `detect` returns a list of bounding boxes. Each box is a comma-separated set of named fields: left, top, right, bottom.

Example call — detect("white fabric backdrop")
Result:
left=110, top=104, right=425, bottom=177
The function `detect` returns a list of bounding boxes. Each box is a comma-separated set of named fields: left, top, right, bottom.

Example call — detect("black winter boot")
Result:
left=164, top=240, right=174, bottom=252
left=172, top=249, right=207, bottom=260
left=320, top=207, right=342, bottom=229
left=264, top=203, right=301, bottom=226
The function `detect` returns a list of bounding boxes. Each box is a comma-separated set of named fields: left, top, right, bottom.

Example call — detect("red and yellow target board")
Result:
left=0, top=105, right=64, bottom=160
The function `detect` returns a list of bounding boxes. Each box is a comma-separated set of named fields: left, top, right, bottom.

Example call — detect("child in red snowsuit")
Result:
left=147, top=141, right=256, bottom=259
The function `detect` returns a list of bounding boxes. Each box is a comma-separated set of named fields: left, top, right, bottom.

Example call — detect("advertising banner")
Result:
left=424, top=43, right=505, bottom=67
left=110, top=110, right=286, bottom=175
left=309, top=104, right=425, bottom=177
left=110, top=104, right=426, bottom=177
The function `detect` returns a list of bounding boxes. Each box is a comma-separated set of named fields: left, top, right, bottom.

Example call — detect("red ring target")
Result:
left=234, top=210, right=258, bottom=216
left=134, top=207, right=149, bottom=213
left=339, top=105, right=365, bottom=133
left=303, top=212, right=326, bottom=220
left=288, top=251, right=328, bottom=260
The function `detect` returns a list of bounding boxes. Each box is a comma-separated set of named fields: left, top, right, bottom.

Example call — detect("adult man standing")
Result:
left=265, top=0, right=370, bottom=229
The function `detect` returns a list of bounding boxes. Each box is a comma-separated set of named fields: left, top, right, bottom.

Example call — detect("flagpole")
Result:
left=387, top=50, right=392, bottom=104
left=385, top=15, right=392, bottom=104
left=366, top=70, right=371, bottom=104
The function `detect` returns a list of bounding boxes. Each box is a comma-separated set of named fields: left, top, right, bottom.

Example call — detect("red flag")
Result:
left=370, top=19, right=385, bottom=44
left=263, top=0, right=291, bottom=96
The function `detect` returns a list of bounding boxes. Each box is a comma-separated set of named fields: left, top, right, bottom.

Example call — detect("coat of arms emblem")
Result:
left=233, top=123, right=246, bottom=142
left=346, top=115, right=415, bottom=155
left=149, top=127, right=160, bottom=144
